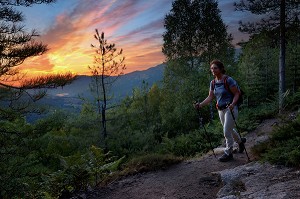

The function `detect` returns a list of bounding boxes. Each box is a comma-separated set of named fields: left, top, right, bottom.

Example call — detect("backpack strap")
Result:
left=212, top=79, right=216, bottom=91
left=223, top=75, right=230, bottom=91
left=212, top=75, right=230, bottom=91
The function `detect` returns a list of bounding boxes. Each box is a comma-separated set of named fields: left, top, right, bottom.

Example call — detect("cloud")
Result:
left=19, top=0, right=256, bottom=78
left=34, top=0, right=168, bottom=74
left=18, top=53, right=55, bottom=72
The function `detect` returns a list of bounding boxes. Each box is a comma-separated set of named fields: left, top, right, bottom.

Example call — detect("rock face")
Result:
left=217, top=162, right=300, bottom=199
left=216, top=117, right=300, bottom=199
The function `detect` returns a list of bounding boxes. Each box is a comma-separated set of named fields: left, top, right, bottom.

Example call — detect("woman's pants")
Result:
left=218, top=106, right=241, bottom=155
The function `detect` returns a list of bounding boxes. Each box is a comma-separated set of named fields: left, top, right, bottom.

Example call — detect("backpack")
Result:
left=212, top=75, right=244, bottom=107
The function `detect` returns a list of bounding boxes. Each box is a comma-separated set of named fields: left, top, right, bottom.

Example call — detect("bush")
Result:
left=238, top=102, right=278, bottom=132
left=255, top=115, right=300, bottom=167
left=159, top=120, right=223, bottom=157
left=107, top=127, right=158, bottom=157
left=42, top=146, right=125, bottom=198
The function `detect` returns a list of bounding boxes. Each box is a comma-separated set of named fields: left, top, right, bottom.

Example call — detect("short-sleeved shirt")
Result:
left=210, top=76, right=237, bottom=108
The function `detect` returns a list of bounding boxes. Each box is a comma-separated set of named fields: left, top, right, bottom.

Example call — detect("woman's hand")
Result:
left=193, top=102, right=202, bottom=110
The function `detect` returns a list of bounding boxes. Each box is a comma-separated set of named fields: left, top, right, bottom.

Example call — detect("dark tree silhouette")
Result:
left=0, top=0, right=75, bottom=117
left=89, top=29, right=125, bottom=149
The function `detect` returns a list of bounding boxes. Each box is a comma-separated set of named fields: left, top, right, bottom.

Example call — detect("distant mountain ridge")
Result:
left=47, top=63, right=165, bottom=101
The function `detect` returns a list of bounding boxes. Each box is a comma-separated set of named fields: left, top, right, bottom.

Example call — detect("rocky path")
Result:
left=79, top=118, right=300, bottom=199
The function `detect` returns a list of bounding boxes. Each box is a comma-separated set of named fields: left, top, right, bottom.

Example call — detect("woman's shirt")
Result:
left=210, top=76, right=237, bottom=109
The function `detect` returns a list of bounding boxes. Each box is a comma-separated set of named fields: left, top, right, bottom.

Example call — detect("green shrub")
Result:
left=107, top=127, right=158, bottom=157
left=257, top=115, right=300, bottom=167
left=159, top=120, right=223, bottom=157
left=42, top=146, right=125, bottom=198
left=284, top=90, right=300, bottom=111
left=238, top=102, right=278, bottom=132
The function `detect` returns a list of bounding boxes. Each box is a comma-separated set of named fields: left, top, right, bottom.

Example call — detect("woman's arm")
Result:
left=196, top=90, right=214, bottom=109
left=229, top=86, right=239, bottom=109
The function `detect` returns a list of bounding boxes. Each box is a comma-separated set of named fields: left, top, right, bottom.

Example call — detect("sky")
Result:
left=17, top=0, right=251, bottom=77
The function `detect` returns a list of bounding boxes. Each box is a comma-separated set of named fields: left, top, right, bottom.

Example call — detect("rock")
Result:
left=254, top=135, right=269, bottom=145
left=216, top=162, right=300, bottom=199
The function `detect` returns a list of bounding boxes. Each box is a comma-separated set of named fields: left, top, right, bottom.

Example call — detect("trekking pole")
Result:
left=196, top=108, right=217, bottom=158
left=229, top=108, right=250, bottom=161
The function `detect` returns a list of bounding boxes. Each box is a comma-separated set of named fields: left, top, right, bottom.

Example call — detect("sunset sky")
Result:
left=18, top=0, right=250, bottom=77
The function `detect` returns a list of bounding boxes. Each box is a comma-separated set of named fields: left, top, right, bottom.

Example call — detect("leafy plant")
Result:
left=238, top=102, right=278, bottom=132
left=42, top=146, right=125, bottom=198
left=159, top=120, right=223, bottom=157
left=254, top=115, right=300, bottom=167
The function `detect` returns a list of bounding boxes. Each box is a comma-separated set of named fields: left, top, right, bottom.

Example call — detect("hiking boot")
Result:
left=218, top=153, right=233, bottom=162
left=238, top=137, right=246, bottom=153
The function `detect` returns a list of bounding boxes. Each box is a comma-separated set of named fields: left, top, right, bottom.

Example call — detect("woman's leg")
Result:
left=223, top=106, right=241, bottom=155
left=229, top=107, right=241, bottom=143
left=218, top=109, right=233, bottom=155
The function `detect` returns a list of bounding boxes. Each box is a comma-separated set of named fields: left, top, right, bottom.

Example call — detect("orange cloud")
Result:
left=19, top=1, right=170, bottom=78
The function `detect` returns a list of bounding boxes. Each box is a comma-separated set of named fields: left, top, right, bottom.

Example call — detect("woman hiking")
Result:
left=195, top=60, right=246, bottom=162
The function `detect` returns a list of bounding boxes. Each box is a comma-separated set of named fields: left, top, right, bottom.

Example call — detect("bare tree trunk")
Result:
left=279, top=0, right=286, bottom=112
left=101, top=57, right=107, bottom=151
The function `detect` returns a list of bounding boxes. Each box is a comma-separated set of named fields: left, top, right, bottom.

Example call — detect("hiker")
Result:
left=194, top=59, right=245, bottom=162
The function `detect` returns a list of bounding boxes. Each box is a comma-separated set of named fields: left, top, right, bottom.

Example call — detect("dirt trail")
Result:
left=83, top=119, right=278, bottom=199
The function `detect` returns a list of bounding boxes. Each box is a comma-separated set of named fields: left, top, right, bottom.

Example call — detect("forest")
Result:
left=1, top=0, right=300, bottom=198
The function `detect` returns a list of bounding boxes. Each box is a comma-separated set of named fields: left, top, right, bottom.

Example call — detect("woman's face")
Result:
left=210, top=64, right=221, bottom=76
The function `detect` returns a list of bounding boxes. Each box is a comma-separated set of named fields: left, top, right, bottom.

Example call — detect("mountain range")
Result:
left=39, top=63, right=165, bottom=110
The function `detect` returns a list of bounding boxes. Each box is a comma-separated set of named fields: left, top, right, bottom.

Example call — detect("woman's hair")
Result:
left=210, top=59, right=226, bottom=74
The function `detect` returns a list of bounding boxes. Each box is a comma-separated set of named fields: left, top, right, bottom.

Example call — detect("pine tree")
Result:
left=235, top=0, right=300, bottom=110
left=89, top=29, right=125, bottom=150
left=0, top=0, right=74, bottom=117
left=0, top=1, right=75, bottom=197
left=238, top=33, right=279, bottom=106
left=163, top=0, right=234, bottom=67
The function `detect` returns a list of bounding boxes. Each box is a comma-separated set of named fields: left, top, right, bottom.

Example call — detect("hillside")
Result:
left=74, top=117, right=300, bottom=199
left=47, top=63, right=165, bottom=100
left=25, top=64, right=165, bottom=122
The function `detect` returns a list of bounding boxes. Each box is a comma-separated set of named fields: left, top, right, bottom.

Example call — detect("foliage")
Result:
left=106, top=82, right=164, bottom=156
left=235, top=0, right=300, bottom=34
left=284, top=90, right=300, bottom=111
left=159, top=120, right=223, bottom=157
left=41, top=146, right=124, bottom=198
left=0, top=0, right=75, bottom=117
left=2, top=0, right=300, bottom=197
left=237, top=24, right=300, bottom=106
left=254, top=115, right=300, bottom=167
left=0, top=118, right=37, bottom=198
left=163, top=0, right=234, bottom=63
left=237, top=102, right=278, bottom=132
left=251, top=91, right=300, bottom=167
left=235, top=0, right=300, bottom=109
left=237, top=33, right=279, bottom=106
left=0, top=108, right=125, bottom=198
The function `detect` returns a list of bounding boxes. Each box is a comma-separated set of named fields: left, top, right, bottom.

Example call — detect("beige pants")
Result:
left=218, top=106, right=241, bottom=155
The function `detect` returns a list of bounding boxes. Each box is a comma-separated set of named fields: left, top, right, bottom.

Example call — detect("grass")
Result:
left=100, top=153, right=183, bottom=185
left=123, top=153, right=183, bottom=173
